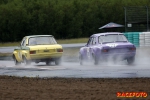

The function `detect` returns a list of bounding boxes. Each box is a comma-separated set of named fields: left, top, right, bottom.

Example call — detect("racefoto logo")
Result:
left=117, top=92, right=148, bottom=98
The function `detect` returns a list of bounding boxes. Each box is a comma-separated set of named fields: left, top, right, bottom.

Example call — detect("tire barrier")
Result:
left=123, top=32, right=140, bottom=47
left=143, top=32, right=150, bottom=46
left=124, top=32, right=150, bottom=47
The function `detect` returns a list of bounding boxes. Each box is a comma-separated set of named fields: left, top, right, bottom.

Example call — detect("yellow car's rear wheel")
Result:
left=46, top=60, right=50, bottom=65
left=55, top=58, right=61, bottom=65
left=127, top=56, right=135, bottom=65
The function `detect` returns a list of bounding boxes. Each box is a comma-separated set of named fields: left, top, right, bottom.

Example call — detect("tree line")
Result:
left=0, top=0, right=150, bottom=42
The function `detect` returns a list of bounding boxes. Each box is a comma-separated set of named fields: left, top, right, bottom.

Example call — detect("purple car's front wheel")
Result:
left=93, top=55, right=99, bottom=65
left=79, top=54, right=83, bottom=65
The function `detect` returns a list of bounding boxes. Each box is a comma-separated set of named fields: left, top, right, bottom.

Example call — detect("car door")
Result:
left=19, top=37, right=29, bottom=61
left=20, top=38, right=26, bottom=60
left=14, top=38, right=26, bottom=61
left=86, top=37, right=95, bottom=59
left=21, top=37, right=30, bottom=58
left=89, top=37, right=97, bottom=58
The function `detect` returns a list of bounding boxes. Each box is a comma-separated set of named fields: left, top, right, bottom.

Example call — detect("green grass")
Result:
left=0, top=38, right=88, bottom=47
left=56, top=38, right=88, bottom=44
left=0, top=42, right=20, bottom=47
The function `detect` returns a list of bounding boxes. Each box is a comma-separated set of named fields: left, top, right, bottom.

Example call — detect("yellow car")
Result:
left=12, top=35, right=63, bottom=65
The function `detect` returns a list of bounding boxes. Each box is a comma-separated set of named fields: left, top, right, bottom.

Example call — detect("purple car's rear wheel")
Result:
left=127, top=56, right=135, bottom=65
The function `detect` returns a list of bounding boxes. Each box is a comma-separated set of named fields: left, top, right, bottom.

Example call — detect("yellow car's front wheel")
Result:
left=22, top=56, right=31, bottom=66
left=13, top=55, right=21, bottom=65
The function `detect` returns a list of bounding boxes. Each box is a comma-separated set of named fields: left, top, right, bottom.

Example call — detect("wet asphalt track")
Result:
left=0, top=60, right=150, bottom=78
left=0, top=44, right=150, bottom=78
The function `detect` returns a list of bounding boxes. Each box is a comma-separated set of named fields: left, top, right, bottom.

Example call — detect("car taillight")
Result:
left=102, top=49, right=109, bottom=52
left=57, top=49, right=63, bottom=52
left=129, top=47, right=136, bottom=51
left=30, top=51, right=36, bottom=54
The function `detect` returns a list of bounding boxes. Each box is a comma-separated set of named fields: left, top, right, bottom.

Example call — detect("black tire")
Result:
left=35, top=61, right=39, bottom=64
left=55, top=58, right=61, bottom=65
left=93, top=54, right=98, bottom=65
left=22, top=56, right=31, bottom=65
left=46, top=60, right=50, bottom=65
left=79, top=54, right=83, bottom=65
left=127, top=56, right=135, bottom=65
left=13, top=55, right=21, bottom=65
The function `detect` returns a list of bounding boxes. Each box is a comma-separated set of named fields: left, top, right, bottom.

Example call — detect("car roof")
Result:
left=25, top=35, right=53, bottom=38
left=92, top=32, right=123, bottom=37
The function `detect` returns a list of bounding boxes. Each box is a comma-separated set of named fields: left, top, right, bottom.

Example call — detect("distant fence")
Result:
left=124, top=32, right=150, bottom=47
left=124, top=6, right=150, bottom=32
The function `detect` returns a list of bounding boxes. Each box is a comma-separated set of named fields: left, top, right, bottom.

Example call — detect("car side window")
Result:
left=92, top=37, right=96, bottom=45
left=87, top=37, right=97, bottom=46
left=87, top=38, right=91, bottom=46
left=21, top=38, right=26, bottom=46
left=29, top=38, right=36, bottom=46
left=23, top=39, right=26, bottom=46
left=89, top=37, right=94, bottom=45
left=98, top=35, right=104, bottom=43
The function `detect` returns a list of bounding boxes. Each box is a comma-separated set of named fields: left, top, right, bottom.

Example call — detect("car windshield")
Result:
left=98, top=34, right=128, bottom=43
left=28, top=36, right=57, bottom=46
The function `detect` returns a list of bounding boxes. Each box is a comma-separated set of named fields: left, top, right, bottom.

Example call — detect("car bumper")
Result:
left=100, top=52, right=136, bottom=60
left=28, top=53, right=63, bottom=60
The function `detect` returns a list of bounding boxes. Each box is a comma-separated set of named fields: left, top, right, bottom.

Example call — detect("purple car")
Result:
left=79, top=32, right=136, bottom=65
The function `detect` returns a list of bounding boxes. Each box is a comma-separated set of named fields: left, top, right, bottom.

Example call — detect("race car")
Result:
left=12, top=35, right=63, bottom=65
left=79, top=32, right=136, bottom=65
